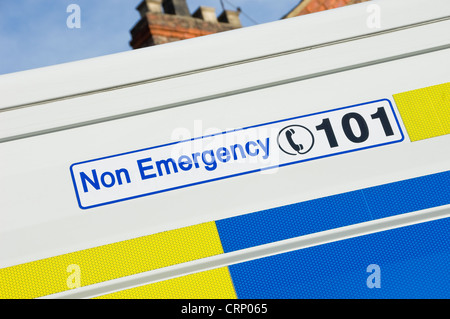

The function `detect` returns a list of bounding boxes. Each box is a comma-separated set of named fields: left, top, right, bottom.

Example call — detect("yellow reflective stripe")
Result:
left=95, top=267, right=237, bottom=299
left=0, top=222, right=224, bottom=299
left=393, top=82, right=450, bottom=142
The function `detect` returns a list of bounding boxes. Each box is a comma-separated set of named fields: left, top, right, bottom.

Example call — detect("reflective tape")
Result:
left=228, top=217, right=450, bottom=298
left=95, top=267, right=237, bottom=299
left=0, top=222, right=224, bottom=299
left=1, top=171, right=448, bottom=298
left=95, top=209, right=450, bottom=299
left=216, top=170, right=450, bottom=253
left=393, top=82, right=450, bottom=142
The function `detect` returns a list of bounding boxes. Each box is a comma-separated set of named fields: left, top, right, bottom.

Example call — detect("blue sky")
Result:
left=0, top=0, right=301, bottom=75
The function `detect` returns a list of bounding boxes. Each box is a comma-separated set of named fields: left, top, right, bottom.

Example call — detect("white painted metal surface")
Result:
left=1, top=0, right=449, bottom=110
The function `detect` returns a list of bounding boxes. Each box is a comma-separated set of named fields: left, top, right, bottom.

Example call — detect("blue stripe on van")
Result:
left=216, top=170, right=450, bottom=253
left=228, top=216, right=450, bottom=298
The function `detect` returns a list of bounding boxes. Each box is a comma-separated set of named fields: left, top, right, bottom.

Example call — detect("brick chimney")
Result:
left=130, top=0, right=242, bottom=49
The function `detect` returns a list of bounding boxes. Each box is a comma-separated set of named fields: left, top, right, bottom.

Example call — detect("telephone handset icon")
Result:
left=278, top=124, right=314, bottom=156
left=286, top=128, right=304, bottom=153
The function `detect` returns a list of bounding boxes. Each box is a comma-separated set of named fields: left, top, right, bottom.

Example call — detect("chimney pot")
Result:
left=192, top=6, right=218, bottom=23
left=162, top=0, right=190, bottom=16
left=137, top=0, right=163, bottom=18
left=218, top=10, right=242, bottom=27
